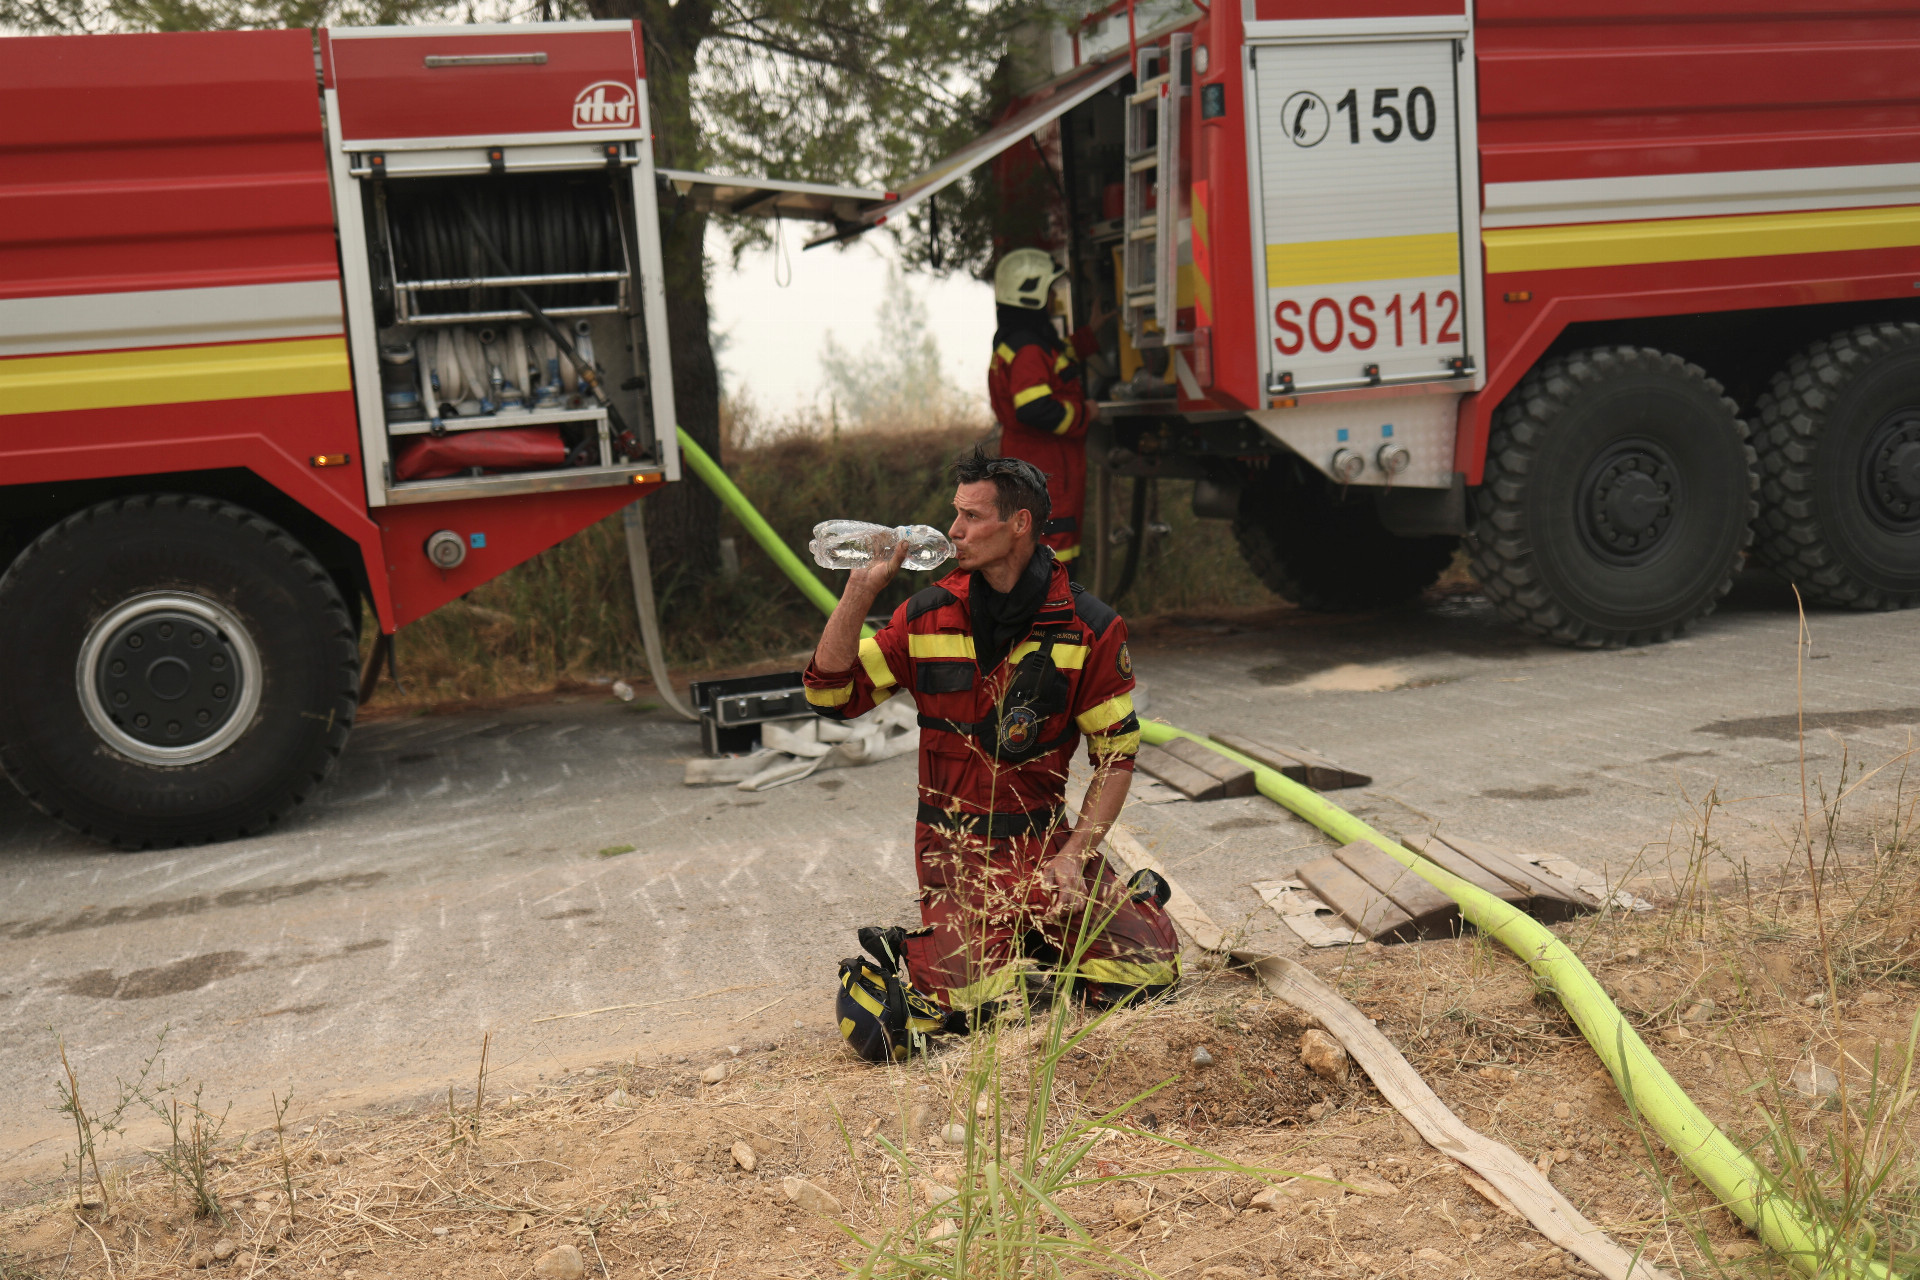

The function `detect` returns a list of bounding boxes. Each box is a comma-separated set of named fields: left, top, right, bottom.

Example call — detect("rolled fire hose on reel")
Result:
left=1138, top=721, right=1888, bottom=1280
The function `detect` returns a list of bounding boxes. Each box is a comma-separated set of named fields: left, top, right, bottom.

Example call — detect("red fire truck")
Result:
left=0, top=22, right=878, bottom=847
left=816, top=0, right=1920, bottom=640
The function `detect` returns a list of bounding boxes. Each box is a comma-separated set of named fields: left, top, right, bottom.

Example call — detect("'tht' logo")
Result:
left=573, top=80, right=635, bottom=129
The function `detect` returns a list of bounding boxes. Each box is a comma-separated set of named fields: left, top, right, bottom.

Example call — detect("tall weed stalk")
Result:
left=847, top=874, right=1290, bottom=1279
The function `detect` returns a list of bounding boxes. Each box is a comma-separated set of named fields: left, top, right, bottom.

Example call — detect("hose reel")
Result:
left=382, top=173, right=629, bottom=323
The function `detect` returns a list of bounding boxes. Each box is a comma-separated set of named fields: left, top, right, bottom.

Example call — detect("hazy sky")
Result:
left=705, top=225, right=996, bottom=418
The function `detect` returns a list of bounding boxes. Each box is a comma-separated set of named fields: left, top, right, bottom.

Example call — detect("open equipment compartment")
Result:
left=321, top=21, right=676, bottom=507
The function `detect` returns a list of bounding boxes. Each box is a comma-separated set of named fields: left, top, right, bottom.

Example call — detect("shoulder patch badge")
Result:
left=1116, top=643, right=1132, bottom=678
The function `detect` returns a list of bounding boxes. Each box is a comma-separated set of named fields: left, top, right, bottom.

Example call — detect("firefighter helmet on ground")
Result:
left=994, top=248, right=1066, bottom=310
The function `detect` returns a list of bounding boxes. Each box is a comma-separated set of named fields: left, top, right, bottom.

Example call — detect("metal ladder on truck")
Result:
left=1121, top=31, right=1190, bottom=352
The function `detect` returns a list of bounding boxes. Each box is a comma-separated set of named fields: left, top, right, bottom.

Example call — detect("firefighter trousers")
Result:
left=901, top=816, right=1180, bottom=1011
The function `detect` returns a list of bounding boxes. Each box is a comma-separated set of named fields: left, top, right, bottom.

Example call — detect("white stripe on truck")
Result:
left=0, top=280, right=345, bottom=360
left=1484, top=161, right=1920, bottom=230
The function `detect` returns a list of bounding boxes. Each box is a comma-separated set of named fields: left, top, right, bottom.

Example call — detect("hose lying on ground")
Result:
left=1138, top=720, right=1885, bottom=1280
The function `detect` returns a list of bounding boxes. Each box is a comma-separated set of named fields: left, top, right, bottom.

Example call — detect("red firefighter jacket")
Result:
left=988, top=325, right=1099, bottom=441
left=803, top=553, right=1139, bottom=826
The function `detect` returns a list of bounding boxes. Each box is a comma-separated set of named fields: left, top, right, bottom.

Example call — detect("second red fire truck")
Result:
left=817, top=0, right=1920, bottom=642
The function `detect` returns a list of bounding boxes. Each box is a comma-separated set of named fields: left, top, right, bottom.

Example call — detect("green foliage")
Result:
left=580, top=0, right=1084, bottom=278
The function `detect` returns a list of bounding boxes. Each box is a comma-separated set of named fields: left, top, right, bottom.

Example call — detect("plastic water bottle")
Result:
left=810, top=521, right=954, bottom=572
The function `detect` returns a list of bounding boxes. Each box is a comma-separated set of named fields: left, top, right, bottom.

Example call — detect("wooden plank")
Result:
left=1134, top=743, right=1230, bottom=801
left=1295, top=852, right=1412, bottom=940
left=1212, top=731, right=1372, bottom=791
left=1399, top=833, right=1530, bottom=905
left=1434, top=834, right=1598, bottom=922
left=1158, top=736, right=1258, bottom=797
left=1238, top=953, right=1674, bottom=1280
left=1333, top=841, right=1460, bottom=939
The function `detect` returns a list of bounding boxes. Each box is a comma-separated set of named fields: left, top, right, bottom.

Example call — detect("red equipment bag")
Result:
left=392, top=426, right=569, bottom=481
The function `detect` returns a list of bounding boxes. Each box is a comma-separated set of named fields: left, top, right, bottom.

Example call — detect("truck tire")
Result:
left=1233, top=456, right=1457, bottom=611
left=1750, top=324, right=1920, bottom=609
left=1467, top=347, right=1757, bottom=647
left=0, top=495, right=359, bottom=849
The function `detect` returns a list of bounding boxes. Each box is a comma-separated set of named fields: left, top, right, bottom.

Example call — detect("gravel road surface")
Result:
left=4, top=576, right=1916, bottom=1180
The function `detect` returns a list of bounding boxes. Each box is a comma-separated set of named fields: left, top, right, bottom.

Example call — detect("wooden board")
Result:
left=1433, top=834, right=1599, bottom=922
left=1159, top=736, right=1258, bottom=797
left=1296, top=847, right=1414, bottom=940
left=1238, top=953, right=1674, bottom=1280
left=1134, top=741, right=1254, bottom=801
left=1398, top=833, right=1531, bottom=905
left=1334, top=841, right=1461, bottom=939
left=1211, top=731, right=1372, bottom=790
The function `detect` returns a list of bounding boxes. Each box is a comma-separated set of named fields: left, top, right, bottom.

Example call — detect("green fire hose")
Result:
left=675, top=428, right=872, bottom=638
left=1139, top=720, right=1882, bottom=1279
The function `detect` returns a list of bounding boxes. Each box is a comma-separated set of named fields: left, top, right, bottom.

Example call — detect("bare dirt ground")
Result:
left=7, top=859, right=1915, bottom=1280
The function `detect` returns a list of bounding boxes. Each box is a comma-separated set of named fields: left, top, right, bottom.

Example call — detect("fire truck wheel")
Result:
left=0, top=494, right=359, bottom=849
left=1232, top=456, right=1457, bottom=611
left=1750, top=323, right=1920, bottom=610
left=1467, top=347, right=1757, bottom=647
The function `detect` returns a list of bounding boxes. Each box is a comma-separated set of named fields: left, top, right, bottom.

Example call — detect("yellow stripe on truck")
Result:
left=1266, top=232, right=1459, bottom=288
left=1483, top=203, right=1920, bottom=274
left=0, top=336, right=351, bottom=417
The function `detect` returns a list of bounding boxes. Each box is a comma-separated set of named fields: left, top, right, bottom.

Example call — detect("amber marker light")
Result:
left=310, top=453, right=350, bottom=467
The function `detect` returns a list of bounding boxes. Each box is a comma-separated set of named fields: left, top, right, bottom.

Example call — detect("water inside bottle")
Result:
left=810, top=521, right=953, bottom=571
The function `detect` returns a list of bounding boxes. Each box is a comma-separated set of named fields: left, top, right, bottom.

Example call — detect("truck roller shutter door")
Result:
left=1249, top=37, right=1476, bottom=398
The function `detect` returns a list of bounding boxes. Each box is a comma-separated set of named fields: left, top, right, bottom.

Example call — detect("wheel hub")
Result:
left=77, top=593, right=261, bottom=767
left=1861, top=409, right=1920, bottom=532
left=1580, top=442, right=1681, bottom=565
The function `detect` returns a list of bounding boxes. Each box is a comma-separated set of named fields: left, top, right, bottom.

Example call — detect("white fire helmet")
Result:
left=994, top=248, right=1066, bottom=310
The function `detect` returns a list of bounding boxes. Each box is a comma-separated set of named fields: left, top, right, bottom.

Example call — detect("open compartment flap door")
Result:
left=805, top=58, right=1129, bottom=249
left=656, top=171, right=890, bottom=222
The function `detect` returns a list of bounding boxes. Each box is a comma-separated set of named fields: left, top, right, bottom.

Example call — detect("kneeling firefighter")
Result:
left=806, top=450, right=1178, bottom=1063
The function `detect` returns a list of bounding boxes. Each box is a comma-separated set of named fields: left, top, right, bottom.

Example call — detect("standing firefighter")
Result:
left=806, top=452, right=1178, bottom=1062
left=987, top=249, right=1107, bottom=565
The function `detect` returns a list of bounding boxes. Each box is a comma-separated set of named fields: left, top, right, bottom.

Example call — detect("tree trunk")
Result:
left=589, top=0, right=721, bottom=585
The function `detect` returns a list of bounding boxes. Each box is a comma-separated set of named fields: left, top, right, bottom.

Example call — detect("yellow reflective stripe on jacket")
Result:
left=1052, top=401, right=1076, bottom=435
left=1088, top=729, right=1140, bottom=758
left=1007, top=640, right=1088, bottom=669
left=995, top=343, right=1017, bottom=365
left=1075, top=691, right=1134, bottom=734
left=1080, top=956, right=1179, bottom=989
left=1012, top=383, right=1053, bottom=408
left=908, top=633, right=976, bottom=660
left=859, top=636, right=897, bottom=690
left=806, top=682, right=854, bottom=708
left=1053, top=543, right=1081, bottom=561
left=1054, top=350, right=1073, bottom=372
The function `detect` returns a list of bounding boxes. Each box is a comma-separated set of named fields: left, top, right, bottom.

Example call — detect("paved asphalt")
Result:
left=4, top=574, right=1917, bottom=1181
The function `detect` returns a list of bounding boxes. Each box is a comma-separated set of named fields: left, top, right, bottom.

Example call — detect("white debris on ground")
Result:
left=682, top=695, right=918, bottom=791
